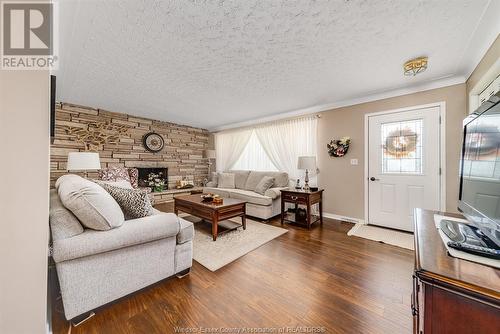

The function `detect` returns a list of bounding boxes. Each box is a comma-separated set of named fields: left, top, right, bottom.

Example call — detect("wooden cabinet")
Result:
left=413, top=209, right=500, bottom=333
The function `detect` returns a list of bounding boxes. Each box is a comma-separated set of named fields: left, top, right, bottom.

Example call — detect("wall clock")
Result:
left=143, top=132, right=164, bottom=153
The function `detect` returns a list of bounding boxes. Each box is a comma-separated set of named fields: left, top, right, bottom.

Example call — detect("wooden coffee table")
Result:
left=174, top=194, right=247, bottom=241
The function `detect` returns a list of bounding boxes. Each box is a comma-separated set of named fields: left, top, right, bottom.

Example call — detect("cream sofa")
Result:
left=49, top=188, right=193, bottom=321
left=203, top=170, right=289, bottom=220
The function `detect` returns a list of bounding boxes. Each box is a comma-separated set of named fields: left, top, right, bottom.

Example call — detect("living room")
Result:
left=1, top=1, right=499, bottom=333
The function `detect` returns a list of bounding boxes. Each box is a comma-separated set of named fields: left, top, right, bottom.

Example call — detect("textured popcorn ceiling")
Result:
left=54, top=0, right=496, bottom=130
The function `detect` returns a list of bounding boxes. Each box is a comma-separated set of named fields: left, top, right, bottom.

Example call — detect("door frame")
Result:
left=363, top=102, right=447, bottom=225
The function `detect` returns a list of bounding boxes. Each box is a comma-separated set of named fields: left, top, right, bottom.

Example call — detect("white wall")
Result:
left=0, top=70, right=50, bottom=333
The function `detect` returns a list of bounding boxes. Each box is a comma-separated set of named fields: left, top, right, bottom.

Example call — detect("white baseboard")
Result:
left=322, top=212, right=366, bottom=225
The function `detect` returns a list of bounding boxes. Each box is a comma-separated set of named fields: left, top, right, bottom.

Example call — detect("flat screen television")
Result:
left=458, top=91, right=500, bottom=247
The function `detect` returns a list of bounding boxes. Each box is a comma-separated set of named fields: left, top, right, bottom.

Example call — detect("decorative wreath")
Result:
left=384, top=128, right=417, bottom=158
left=327, top=137, right=351, bottom=157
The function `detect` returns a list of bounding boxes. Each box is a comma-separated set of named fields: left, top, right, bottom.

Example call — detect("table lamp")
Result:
left=297, top=156, right=316, bottom=191
left=67, top=152, right=101, bottom=177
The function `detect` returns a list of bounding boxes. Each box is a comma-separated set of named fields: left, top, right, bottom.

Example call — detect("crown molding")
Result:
left=458, top=0, right=500, bottom=80
left=210, top=75, right=465, bottom=132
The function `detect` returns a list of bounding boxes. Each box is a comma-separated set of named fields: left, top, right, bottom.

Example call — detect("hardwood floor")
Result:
left=52, top=216, right=414, bottom=334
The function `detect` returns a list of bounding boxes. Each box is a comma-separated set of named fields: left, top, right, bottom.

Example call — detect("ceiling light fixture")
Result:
left=403, top=57, right=428, bottom=76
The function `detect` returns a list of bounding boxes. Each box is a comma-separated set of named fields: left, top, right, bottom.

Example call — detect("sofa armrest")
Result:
left=177, top=217, right=194, bottom=244
left=52, top=213, right=180, bottom=263
left=264, top=187, right=288, bottom=199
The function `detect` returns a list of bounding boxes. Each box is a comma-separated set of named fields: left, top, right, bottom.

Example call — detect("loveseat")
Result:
left=203, top=170, right=289, bottom=220
left=49, top=175, right=193, bottom=321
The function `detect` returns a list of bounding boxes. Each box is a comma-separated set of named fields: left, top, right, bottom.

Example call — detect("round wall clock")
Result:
left=143, top=132, right=164, bottom=153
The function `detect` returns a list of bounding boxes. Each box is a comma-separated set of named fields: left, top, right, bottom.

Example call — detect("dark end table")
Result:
left=280, top=188, right=324, bottom=229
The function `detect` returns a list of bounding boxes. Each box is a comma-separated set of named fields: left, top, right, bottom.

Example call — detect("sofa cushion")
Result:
left=254, top=176, right=275, bottom=195
left=177, top=217, right=194, bottom=244
left=95, top=181, right=154, bottom=220
left=56, top=174, right=124, bottom=231
left=203, top=187, right=230, bottom=197
left=227, top=170, right=251, bottom=189
left=49, top=189, right=84, bottom=241
left=218, top=173, right=235, bottom=189
left=52, top=212, right=180, bottom=263
left=244, top=171, right=289, bottom=190
left=244, top=171, right=288, bottom=190
left=228, top=189, right=273, bottom=206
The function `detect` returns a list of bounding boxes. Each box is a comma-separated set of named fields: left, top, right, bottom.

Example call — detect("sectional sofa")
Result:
left=203, top=170, right=290, bottom=220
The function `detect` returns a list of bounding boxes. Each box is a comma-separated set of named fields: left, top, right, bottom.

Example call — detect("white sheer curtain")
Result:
left=214, top=128, right=252, bottom=172
left=232, top=131, right=278, bottom=171
left=255, top=116, right=317, bottom=180
left=214, top=116, right=317, bottom=179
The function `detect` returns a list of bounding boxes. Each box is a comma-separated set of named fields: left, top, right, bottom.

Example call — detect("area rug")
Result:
left=347, top=223, right=414, bottom=250
left=180, top=215, right=288, bottom=271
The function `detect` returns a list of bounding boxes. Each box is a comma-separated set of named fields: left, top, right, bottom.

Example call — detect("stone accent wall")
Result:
left=50, top=102, right=210, bottom=188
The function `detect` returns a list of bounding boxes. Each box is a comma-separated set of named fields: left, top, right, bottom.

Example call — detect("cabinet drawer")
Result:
left=282, top=193, right=308, bottom=204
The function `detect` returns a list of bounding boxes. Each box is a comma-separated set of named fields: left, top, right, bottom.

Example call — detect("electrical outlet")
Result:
left=350, top=159, right=358, bottom=165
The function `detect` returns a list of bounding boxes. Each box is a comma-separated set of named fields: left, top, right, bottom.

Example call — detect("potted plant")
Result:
left=148, top=172, right=166, bottom=192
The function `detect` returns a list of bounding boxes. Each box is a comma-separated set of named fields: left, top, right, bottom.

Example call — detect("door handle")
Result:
left=370, top=177, right=380, bottom=181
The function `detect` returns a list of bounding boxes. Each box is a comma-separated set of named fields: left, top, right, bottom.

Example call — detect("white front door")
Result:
left=367, top=106, right=442, bottom=232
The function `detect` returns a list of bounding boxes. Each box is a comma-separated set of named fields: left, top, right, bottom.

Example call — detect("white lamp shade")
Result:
left=297, top=156, right=316, bottom=170
left=204, top=149, right=216, bottom=159
left=67, top=152, right=101, bottom=171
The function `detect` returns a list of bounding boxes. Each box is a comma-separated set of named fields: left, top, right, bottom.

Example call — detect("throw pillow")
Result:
left=218, top=173, right=235, bottom=189
left=254, top=176, right=275, bottom=195
left=95, top=181, right=154, bottom=220
left=56, top=174, right=124, bottom=231
left=128, top=168, right=139, bottom=188
left=98, top=166, right=132, bottom=184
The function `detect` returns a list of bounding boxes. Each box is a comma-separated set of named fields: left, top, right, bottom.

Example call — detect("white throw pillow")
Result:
left=254, top=176, right=275, bottom=195
left=218, top=173, right=235, bottom=189
left=57, top=174, right=125, bottom=231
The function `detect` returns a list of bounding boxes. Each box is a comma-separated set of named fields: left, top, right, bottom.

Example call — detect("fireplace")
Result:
left=137, top=167, right=168, bottom=191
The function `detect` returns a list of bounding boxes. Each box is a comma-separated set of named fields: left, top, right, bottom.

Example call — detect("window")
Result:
left=231, top=131, right=278, bottom=171
left=463, top=114, right=500, bottom=180
left=215, top=115, right=317, bottom=178
left=478, top=75, right=500, bottom=105
left=381, top=119, right=423, bottom=174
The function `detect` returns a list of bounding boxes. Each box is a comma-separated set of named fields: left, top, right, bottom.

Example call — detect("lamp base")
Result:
left=303, top=169, right=310, bottom=191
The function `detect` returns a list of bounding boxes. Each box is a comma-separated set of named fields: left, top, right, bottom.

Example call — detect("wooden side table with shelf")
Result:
left=280, top=188, right=323, bottom=229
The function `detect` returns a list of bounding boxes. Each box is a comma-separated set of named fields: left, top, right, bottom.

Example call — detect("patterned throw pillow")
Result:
left=95, top=181, right=154, bottom=220
left=128, top=168, right=139, bottom=188
left=98, top=166, right=132, bottom=183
